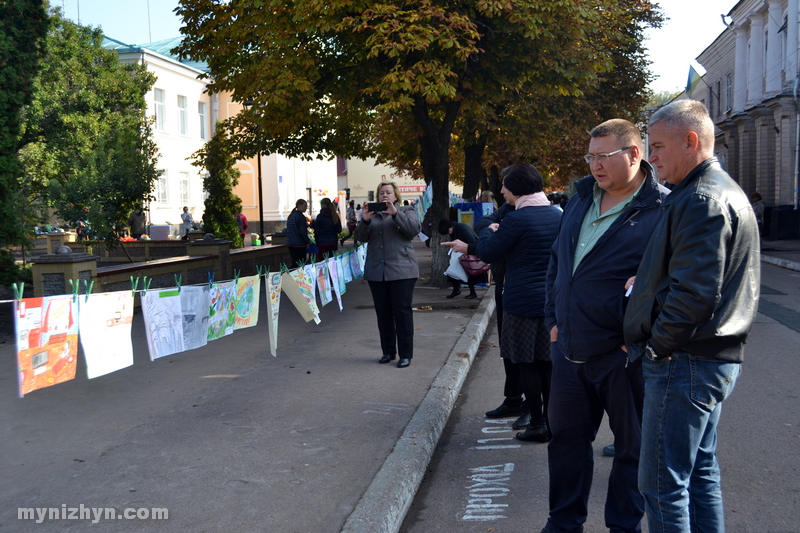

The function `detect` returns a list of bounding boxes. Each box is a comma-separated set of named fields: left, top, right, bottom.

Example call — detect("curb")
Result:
left=341, top=292, right=497, bottom=533
left=762, top=253, right=800, bottom=272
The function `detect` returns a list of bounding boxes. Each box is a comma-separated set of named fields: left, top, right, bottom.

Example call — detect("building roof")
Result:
left=101, top=36, right=209, bottom=73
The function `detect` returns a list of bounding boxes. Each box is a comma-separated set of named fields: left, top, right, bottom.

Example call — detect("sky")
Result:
left=60, top=0, right=738, bottom=94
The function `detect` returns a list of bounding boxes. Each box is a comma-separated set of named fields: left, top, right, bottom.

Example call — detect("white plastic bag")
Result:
left=445, top=250, right=468, bottom=282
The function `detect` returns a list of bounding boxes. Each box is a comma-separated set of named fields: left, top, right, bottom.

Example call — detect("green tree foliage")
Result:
left=17, top=11, right=160, bottom=248
left=175, top=0, right=660, bottom=284
left=0, top=0, right=48, bottom=251
left=195, top=125, right=243, bottom=248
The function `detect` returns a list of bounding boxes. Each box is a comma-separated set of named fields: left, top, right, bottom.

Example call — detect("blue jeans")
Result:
left=639, top=350, right=740, bottom=533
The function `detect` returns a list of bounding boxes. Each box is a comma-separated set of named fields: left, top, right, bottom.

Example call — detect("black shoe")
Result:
left=446, top=289, right=461, bottom=299
left=602, top=444, right=615, bottom=457
left=397, top=358, right=410, bottom=368
left=485, top=403, right=523, bottom=419
left=379, top=354, right=396, bottom=364
left=516, top=425, right=550, bottom=443
left=465, top=292, right=477, bottom=299
left=511, top=412, right=531, bottom=430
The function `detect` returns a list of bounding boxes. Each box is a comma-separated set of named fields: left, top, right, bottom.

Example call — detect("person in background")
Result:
left=235, top=212, right=249, bottom=244
left=314, top=197, right=342, bottom=261
left=286, top=199, right=310, bottom=268
left=437, top=218, right=483, bottom=299
left=340, top=200, right=358, bottom=246
left=180, top=206, right=194, bottom=239
left=129, top=207, right=147, bottom=239
left=624, top=99, right=760, bottom=533
left=751, top=191, right=764, bottom=237
left=480, top=190, right=498, bottom=211
left=446, top=168, right=525, bottom=429
left=542, top=118, right=669, bottom=533
left=355, top=181, right=421, bottom=369
left=467, top=163, right=561, bottom=442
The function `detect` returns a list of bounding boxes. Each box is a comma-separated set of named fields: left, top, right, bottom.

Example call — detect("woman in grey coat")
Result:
left=355, top=182, right=421, bottom=368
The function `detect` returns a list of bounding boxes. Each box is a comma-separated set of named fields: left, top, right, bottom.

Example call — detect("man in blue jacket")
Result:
left=541, top=119, right=669, bottom=533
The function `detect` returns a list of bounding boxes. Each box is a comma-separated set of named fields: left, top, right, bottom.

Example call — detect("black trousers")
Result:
left=368, top=278, right=416, bottom=359
left=288, top=246, right=307, bottom=268
left=546, top=345, right=645, bottom=533
left=495, top=273, right=524, bottom=406
left=519, top=360, right=552, bottom=427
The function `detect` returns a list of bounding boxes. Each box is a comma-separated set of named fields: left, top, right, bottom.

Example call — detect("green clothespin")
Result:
left=233, top=269, right=241, bottom=284
left=11, top=282, right=24, bottom=301
left=174, top=274, right=183, bottom=292
left=142, top=276, right=152, bottom=295
left=68, top=279, right=80, bottom=302
left=256, top=265, right=265, bottom=277
left=130, top=276, right=140, bottom=298
left=208, top=272, right=215, bottom=288
left=82, top=279, right=94, bottom=302
left=279, top=263, right=289, bottom=274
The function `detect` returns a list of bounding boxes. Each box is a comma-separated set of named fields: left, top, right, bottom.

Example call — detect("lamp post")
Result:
left=242, top=101, right=265, bottom=243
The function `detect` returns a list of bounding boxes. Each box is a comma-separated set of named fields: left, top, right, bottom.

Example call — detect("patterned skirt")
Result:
left=500, top=312, right=551, bottom=364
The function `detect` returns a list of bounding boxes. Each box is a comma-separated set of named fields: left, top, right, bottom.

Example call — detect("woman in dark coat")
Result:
left=313, top=197, right=342, bottom=261
left=286, top=199, right=310, bottom=268
left=437, top=219, right=486, bottom=299
left=471, top=163, right=562, bottom=442
left=355, top=181, right=421, bottom=369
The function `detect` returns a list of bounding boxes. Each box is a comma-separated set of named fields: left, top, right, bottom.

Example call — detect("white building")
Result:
left=681, top=0, right=800, bottom=238
left=104, top=37, right=340, bottom=237
left=103, top=37, right=212, bottom=234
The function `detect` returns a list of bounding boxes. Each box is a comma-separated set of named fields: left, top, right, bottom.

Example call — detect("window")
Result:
left=154, top=89, right=165, bottom=131
left=156, top=173, right=168, bottom=203
left=180, top=172, right=190, bottom=204
left=198, top=102, right=208, bottom=140
left=707, top=86, right=713, bottom=115
left=726, top=74, right=732, bottom=112
left=716, top=81, right=721, bottom=117
left=177, top=95, right=188, bottom=136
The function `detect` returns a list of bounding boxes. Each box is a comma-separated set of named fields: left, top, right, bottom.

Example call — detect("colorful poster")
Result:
left=327, top=257, right=344, bottom=311
left=208, top=281, right=236, bottom=341
left=266, top=272, right=282, bottom=357
left=315, top=261, right=332, bottom=307
left=303, top=264, right=318, bottom=308
left=234, top=275, right=260, bottom=330
left=335, top=256, right=348, bottom=295
left=291, top=267, right=321, bottom=323
left=142, top=288, right=184, bottom=360
left=349, top=250, right=363, bottom=279
left=79, top=291, right=134, bottom=379
left=15, top=296, right=79, bottom=397
left=283, top=270, right=320, bottom=324
left=181, top=286, right=209, bottom=351
left=357, top=244, right=367, bottom=273
left=341, top=253, right=354, bottom=283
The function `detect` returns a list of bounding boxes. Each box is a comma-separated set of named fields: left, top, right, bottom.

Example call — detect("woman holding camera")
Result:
left=355, top=182, right=421, bottom=368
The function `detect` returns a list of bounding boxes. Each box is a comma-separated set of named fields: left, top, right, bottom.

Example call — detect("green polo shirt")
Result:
left=572, top=177, right=646, bottom=274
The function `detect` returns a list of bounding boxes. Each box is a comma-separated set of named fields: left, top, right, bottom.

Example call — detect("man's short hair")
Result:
left=589, top=118, right=643, bottom=151
left=502, top=163, right=544, bottom=196
left=649, top=100, right=714, bottom=149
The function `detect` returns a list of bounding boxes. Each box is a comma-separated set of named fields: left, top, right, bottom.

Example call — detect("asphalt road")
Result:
left=0, top=242, right=485, bottom=532
left=401, top=261, right=800, bottom=533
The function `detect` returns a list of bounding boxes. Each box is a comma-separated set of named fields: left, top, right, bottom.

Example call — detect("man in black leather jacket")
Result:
left=624, top=100, right=760, bottom=532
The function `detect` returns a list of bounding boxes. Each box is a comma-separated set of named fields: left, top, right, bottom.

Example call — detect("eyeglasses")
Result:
left=583, top=146, right=631, bottom=165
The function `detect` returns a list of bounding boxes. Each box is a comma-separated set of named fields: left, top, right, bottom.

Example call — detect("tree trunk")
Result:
left=462, top=136, right=487, bottom=201
left=412, top=98, right=460, bottom=287
left=487, top=165, right=503, bottom=206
